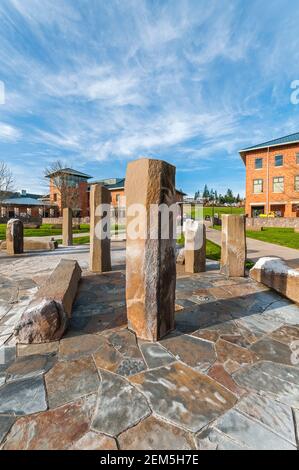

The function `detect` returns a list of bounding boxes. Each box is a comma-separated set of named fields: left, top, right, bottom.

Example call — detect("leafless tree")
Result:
left=44, top=160, right=81, bottom=213
left=0, top=161, right=14, bottom=201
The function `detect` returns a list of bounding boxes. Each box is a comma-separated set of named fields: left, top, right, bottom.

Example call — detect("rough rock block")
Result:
left=1, top=239, right=57, bottom=252
left=125, top=158, right=176, bottom=341
left=62, top=208, right=73, bottom=246
left=250, top=257, right=299, bottom=304
left=15, top=259, right=82, bottom=343
left=185, top=220, right=206, bottom=273
left=176, top=248, right=185, bottom=265
left=6, top=219, right=24, bottom=255
left=220, top=215, right=246, bottom=277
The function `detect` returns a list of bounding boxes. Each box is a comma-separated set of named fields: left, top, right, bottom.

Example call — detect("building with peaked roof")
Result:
left=46, top=169, right=186, bottom=218
left=0, top=190, right=54, bottom=219
left=240, top=132, right=299, bottom=218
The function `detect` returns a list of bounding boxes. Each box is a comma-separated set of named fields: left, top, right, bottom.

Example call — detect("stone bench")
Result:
left=250, top=257, right=299, bottom=304
left=15, top=259, right=82, bottom=343
left=0, top=239, right=57, bottom=252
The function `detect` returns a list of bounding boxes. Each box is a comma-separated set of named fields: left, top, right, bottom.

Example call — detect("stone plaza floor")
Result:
left=0, top=247, right=299, bottom=450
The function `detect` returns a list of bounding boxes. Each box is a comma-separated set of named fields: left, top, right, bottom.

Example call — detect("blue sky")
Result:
left=0, top=0, right=299, bottom=196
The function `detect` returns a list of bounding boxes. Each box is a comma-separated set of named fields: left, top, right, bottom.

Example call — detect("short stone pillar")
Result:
left=6, top=219, right=24, bottom=255
left=62, top=208, right=73, bottom=246
left=90, top=184, right=112, bottom=273
left=220, top=215, right=246, bottom=277
left=125, top=158, right=176, bottom=342
left=185, top=221, right=206, bottom=273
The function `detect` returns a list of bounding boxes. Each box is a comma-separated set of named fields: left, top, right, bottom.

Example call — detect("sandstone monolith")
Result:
left=15, top=259, right=81, bottom=343
left=6, top=219, right=24, bottom=255
left=125, top=158, right=176, bottom=341
left=185, top=220, right=206, bottom=273
left=90, top=184, right=112, bottom=273
left=62, top=208, right=72, bottom=246
left=220, top=215, right=246, bottom=277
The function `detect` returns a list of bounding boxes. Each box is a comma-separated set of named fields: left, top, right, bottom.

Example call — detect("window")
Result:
left=255, top=158, right=263, bottom=169
left=275, top=155, right=283, bottom=166
left=253, top=179, right=263, bottom=193
left=53, top=193, right=58, bottom=202
left=295, top=176, right=299, bottom=192
left=296, top=153, right=299, bottom=164
left=273, top=176, right=284, bottom=193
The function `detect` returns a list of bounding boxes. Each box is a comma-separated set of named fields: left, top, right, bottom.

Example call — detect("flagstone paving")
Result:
left=0, top=253, right=299, bottom=450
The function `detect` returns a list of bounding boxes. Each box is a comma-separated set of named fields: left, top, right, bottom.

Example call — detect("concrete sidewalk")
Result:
left=206, top=226, right=299, bottom=269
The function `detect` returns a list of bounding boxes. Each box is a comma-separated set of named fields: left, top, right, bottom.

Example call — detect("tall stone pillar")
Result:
left=90, top=184, right=112, bottom=273
left=62, top=208, right=73, bottom=246
left=6, top=219, right=24, bottom=255
left=125, top=158, right=176, bottom=342
left=220, top=215, right=246, bottom=277
left=185, top=221, right=206, bottom=273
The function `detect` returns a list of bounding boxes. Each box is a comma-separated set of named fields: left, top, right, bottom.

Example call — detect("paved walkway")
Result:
left=0, top=249, right=299, bottom=449
left=206, top=227, right=299, bottom=269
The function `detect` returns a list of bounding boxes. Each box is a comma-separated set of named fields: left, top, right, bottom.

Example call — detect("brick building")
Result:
left=47, top=168, right=185, bottom=217
left=240, top=132, right=299, bottom=218
left=0, top=190, right=54, bottom=220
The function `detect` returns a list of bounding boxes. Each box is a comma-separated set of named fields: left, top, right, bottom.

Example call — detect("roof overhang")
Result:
left=239, top=139, right=299, bottom=163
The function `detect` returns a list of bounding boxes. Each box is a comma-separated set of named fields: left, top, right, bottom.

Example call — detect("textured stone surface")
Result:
left=45, top=356, right=100, bottom=408
left=62, top=208, right=73, bottom=246
left=220, top=215, right=246, bottom=277
left=1, top=239, right=57, bottom=252
left=90, top=184, right=112, bottom=273
left=5, top=353, right=56, bottom=382
left=250, top=337, right=295, bottom=365
left=59, top=333, right=104, bottom=361
left=125, top=158, right=176, bottom=341
left=0, top=376, right=47, bottom=415
left=270, top=325, right=299, bottom=345
left=185, top=221, right=206, bottom=273
left=216, top=338, right=258, bottom=373
left=131, top=362, right=236, bottom=432
left=118, top=415, right=196, bottom=450
left=196, top=428, right=247, bottom=450
left=233, top=361, right=299, bottom=407
left=15, top=259, right=81, bottom=343
left=250, top=257, right=299, bottom=304
left=235, top=393, right=296, bottom=446
left=0, top=415, right=16, bottom=445
left=160, top=333, right=216, bottom=372
left=6, top=219, right=24, bottom=255
left=139, top=342, right=175, bottom=369
left=17, top=342, right=59, bottom=357
left=94, top=329, right=146, bottom=377
left=214, top=408, right=295, bottom=450
left=70, top=431, right=117, bottom=450
left=92, top=370, right=150, bottom=436
left=3, top=395, right=97, bottom=450
left=208, top=363, right=245, bottom=397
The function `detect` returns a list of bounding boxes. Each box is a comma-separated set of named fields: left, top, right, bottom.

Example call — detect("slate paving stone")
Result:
left=0, top=415, right=16, bottom=445
left=0, top=376, right=47, bottom=415
left=2, top=394, right=97, bottom=450
left=139, top=342, right=175, bottom=369
left=69, top=431, right=118, bottom=450
left=236, top=314, right=283, bottom=337
left=214, top=408, right=296, bottom=450
left=118, top=415, right=196, bottom=450
left=160, top=334, right=216, bottom=372
left=59, top=333, right=105, bottom=361
left=208, top=363, right=246, bottom=398
left=196, top=428, right=247, bottom=450
left=235, top=393, right=296, bottom=446
left=215, top=339, right=258, bottom=373
left=130, top=362, right=237, bottom=433
left=92, top=370, right=150, bottom=436
left=233, top=361, right=299, bottom=407
left=5, top=353, right=57, bottom=382
left=250, top=337, right=294, bottom=366
left=45, top=356, right=100, bottom=408
left=270, top=325, right=299, bottom=346
left=17, top=342, right=59, bottom=357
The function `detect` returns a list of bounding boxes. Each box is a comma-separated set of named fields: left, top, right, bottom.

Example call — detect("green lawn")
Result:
left=0, top=223, right=90, bottom=240
left=185, top=206, right=245, bottom=219
left=246, top=228, right=299, bottom=250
